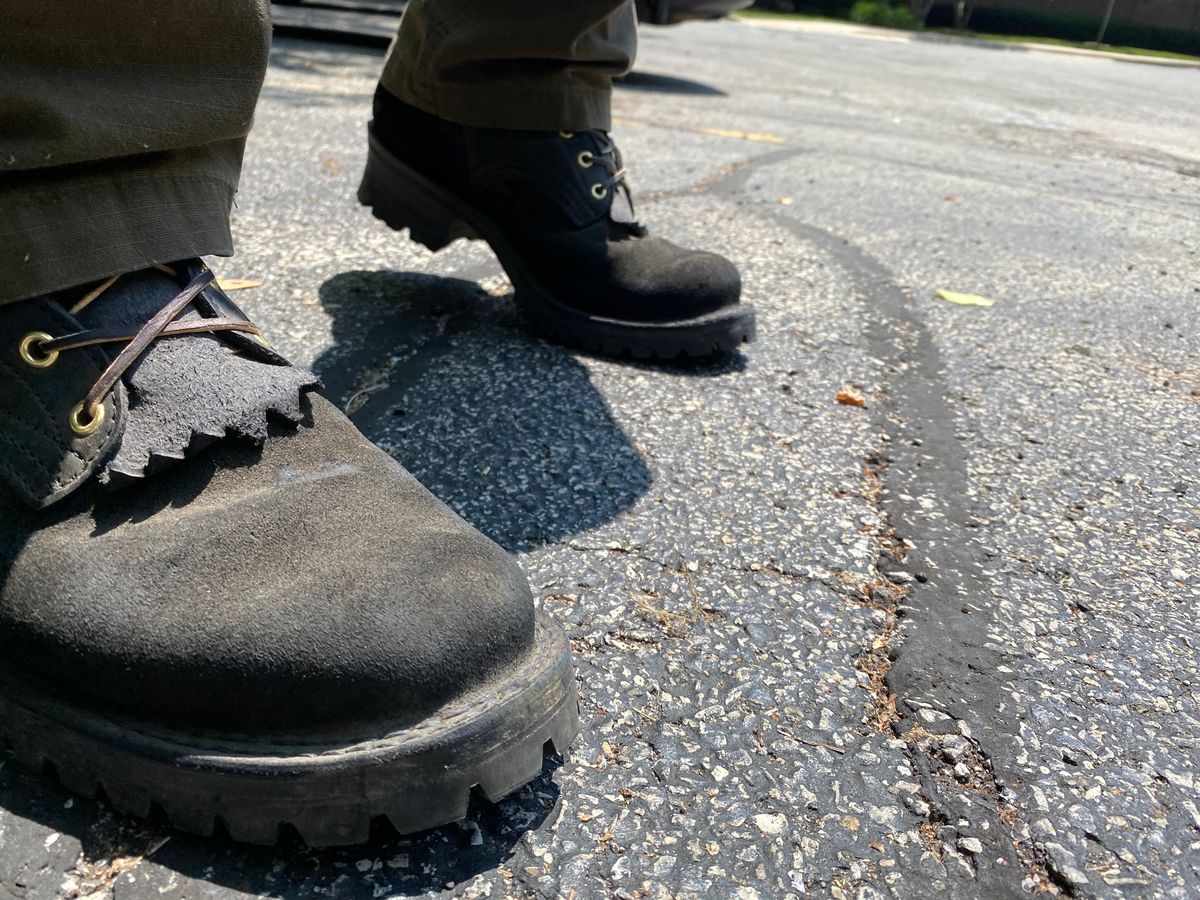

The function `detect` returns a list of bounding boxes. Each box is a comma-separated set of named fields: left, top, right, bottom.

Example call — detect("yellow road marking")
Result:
left=614, top=116, right=784, bottom=144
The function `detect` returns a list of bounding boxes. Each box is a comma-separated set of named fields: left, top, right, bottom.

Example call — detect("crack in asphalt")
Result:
left=655, top=147, right=1088, bottom=896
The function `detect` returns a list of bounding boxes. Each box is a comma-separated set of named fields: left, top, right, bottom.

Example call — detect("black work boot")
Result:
left=0, top=261, right=578, bottom=846
left=358, top=87, right=755, bottom=360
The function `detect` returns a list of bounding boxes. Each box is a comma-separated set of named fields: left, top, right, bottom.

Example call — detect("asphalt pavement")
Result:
left=2, top=18, right=1198, bottom=900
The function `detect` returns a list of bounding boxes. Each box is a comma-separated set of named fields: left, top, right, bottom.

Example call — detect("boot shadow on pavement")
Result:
left=312, top=269, right=654, bottom=552
left=616, top=69, right=727, bottom=96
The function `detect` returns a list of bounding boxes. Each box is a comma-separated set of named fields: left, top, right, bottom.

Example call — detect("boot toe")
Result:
left=0, top=397, right=537, bottom=739
left=607, top=236, right=742, bottom=321
left=667, top=247, right=743, bottom=315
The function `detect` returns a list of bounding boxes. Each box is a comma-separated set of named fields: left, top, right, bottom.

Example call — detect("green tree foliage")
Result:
left=848, top=0, right=922, bottom=28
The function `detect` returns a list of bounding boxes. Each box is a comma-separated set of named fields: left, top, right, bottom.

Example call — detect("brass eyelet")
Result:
left=577, top=150, right=594, bottom=169
left=19, top=332, right=58, bottom=368
left=69, top=400, right=105, bottom=437
left=559, top=131, right=574, bottom=139
left=591, top=183, right=609, bottom=200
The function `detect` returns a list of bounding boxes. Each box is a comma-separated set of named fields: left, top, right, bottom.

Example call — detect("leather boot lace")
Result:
left=18, top=266, right=263, bottom=435
left=563, top=131, right=631, bottom=202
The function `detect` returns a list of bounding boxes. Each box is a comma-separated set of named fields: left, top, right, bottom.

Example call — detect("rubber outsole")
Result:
left=357, top=126, right=757, bottom=360
left=0, top=612, right=579, bottom=847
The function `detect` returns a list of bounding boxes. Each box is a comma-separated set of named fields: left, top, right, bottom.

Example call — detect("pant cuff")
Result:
left=380, top=67, right=614, bottom=132
left=0, top=161, right=237, bottom=305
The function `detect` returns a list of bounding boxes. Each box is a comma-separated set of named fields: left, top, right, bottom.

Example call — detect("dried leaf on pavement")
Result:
left=216, top=278, right=262, bottom=292
left=936, top=289, right=996, bottom=307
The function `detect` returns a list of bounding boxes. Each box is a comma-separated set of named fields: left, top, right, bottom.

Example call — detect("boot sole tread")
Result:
left=0, top=612, right=579, bottom=847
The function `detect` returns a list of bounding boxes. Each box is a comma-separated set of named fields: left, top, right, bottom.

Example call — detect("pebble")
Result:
left=957, top=837, right=983, bottom=854
left=753, top=814, right=788, bottom=836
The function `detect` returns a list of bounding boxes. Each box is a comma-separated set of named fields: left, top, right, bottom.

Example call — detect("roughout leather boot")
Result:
left=0, top=261, right=578, bottom=846
left=358, top=87, right=756, bottom=360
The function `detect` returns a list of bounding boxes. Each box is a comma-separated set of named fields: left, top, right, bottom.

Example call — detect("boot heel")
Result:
left=358, top=131, right=476, bottom=253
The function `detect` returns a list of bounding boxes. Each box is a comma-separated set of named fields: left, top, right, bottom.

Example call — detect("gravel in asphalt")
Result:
left=2, top=19, right=1197, bottom=900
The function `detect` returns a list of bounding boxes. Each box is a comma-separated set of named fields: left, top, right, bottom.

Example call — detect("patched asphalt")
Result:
left=2, top=20, right=1197, bottom=900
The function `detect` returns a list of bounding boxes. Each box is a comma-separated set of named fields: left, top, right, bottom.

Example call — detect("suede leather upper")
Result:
left=0, top=395, right=535, bottom=738
left=1, top=267, right=536, bottom=739
left=372, top=87, right=742, bottom=323
left=0, top=264, right=316, bottom=505
left=0, top=297, right=128, bottom=508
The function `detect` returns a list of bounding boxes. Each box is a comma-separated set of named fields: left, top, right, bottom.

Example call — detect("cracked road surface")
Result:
left=3, top=19, right=1198, bottom=900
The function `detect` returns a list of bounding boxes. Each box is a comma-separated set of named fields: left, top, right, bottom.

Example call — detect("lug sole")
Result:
left=357, top=126, right=756, bottom=360
left=0, top=612, right=579, bottom=848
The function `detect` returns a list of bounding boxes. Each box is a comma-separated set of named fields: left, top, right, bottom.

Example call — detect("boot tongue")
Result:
left=72, top=263, right=319, bottom=485
left=609, top=179, right=638, bottom=226
left=606, top=183, right=648, bottom=240
left=589, top=134, right=644, bottom=236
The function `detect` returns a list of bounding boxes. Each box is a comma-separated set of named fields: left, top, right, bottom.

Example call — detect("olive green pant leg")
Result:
left=380, top=0, right=638, bottom=132
left=0, top=0, right=271, bottom=305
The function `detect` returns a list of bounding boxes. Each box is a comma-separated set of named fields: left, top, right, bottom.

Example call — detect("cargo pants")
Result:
left=0, top=0, right=637, bottom=304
